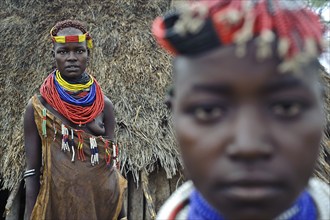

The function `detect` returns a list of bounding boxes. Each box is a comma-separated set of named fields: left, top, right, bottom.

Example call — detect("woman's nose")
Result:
left=67, top=51, right=77, bottom=61
left=226, top=105, right=273, bottom=161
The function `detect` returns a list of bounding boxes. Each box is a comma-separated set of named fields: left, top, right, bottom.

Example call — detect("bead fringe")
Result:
left=90, top=137, right=99, bottom=166
left=61, top=124, right=70, bottom=152
left=42, top=108, right=47, bottom=137
left=50, top=123, right=118, bottom=167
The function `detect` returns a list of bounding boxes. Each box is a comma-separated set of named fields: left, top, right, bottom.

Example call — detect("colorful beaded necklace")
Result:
left=55, top=70, right=93, bottom=91
left=40, top=70, right=104, bottom=126
left=54, top=73, right=96, bottom=106
left=188, top=190, right=316, bottom=220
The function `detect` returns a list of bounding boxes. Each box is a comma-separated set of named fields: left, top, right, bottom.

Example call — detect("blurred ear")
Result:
left=164, top=86, right=174, bottom=110
left=164, top=96, right=172, bottom=109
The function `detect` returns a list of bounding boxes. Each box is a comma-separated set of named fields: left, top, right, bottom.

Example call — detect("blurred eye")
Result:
left=271, top=102, right=305, bottom=118
left=193, top=106, right=224, bottom=122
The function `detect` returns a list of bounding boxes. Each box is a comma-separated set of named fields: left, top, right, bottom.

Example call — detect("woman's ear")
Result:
left=87, top=49, right=90, bottom=64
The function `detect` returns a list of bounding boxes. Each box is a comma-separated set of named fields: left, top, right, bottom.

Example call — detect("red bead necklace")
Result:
left=40, top=72, right=104, bottom=126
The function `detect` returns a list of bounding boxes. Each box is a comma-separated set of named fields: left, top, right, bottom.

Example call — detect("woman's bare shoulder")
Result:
left=103, top=95, right=114, bottom=112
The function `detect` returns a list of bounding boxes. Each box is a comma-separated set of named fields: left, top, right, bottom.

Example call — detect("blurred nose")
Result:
left=226, top=104, right=273, bottom=161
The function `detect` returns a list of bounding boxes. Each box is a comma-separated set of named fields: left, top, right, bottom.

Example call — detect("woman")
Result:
left=153, top=0, right=329, bottom=219
left=24, top=20, right=127, bottom=220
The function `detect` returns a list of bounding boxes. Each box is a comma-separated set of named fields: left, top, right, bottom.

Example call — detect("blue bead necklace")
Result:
left=188, top=190, right=316, bottom=220
left=54, top=72, right=96, bottom=106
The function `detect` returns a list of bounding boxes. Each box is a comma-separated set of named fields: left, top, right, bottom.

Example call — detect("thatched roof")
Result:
left=0, top=0, right=329, bottom=190
left=317, top=70, right=330, bottom=182
left=0, top=0, right=181, bottom=190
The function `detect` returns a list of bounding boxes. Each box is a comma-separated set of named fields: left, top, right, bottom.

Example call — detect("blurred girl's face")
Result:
left=172, top=43, right=324, bottom=220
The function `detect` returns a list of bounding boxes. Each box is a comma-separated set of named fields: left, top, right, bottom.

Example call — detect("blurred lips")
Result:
left=216, top=178, right=285, bottom=202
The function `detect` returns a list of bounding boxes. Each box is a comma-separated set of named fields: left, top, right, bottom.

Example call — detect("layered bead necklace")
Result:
left=40, top=70, right=104, bottom=126
left=188, top=190, right=316, bottom=220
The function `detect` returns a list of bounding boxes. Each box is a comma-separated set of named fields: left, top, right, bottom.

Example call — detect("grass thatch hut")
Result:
left=0, top=0, right=184, bottom=218
left=0, top=0, right=329, bottom=219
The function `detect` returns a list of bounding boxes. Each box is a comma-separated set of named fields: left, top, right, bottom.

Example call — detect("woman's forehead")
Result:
left=174, top=46, right=319, bottom=95
left=175, top=44, right=277, bottom=78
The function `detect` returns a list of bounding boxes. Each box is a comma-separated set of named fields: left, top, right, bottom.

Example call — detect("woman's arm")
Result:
left=24, top=100, right=42, bottom=220
left=102, top=96, right=127, bottom=220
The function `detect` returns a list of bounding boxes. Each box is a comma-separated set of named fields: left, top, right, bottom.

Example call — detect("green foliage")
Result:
left=306, top=0, right=329, bottom=8
left=305, top=0, right=329, bottom=15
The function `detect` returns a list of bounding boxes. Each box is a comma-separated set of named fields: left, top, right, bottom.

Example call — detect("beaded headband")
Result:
left=50, top=28, right=93, bottom=49
left=152, top=0, right=325, bottom=73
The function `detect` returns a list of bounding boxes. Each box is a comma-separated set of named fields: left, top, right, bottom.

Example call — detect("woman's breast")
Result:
left=86, top=114, right=105, bottom=136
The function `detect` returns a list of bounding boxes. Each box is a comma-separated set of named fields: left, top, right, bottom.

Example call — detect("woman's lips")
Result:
left=65, top=65, right=80, bottom=71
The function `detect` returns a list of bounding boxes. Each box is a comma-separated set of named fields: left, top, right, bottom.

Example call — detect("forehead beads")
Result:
left=50, top=26, right=93, bottom=49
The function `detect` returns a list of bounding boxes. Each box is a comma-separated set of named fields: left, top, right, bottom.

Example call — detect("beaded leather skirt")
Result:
left=30, top=95, right=127, bottom=220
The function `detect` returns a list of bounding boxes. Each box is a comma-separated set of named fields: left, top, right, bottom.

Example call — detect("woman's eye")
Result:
left=271, top=102, right=304, bottom=118
left=57, top=50, right=67, bottom=54
left=77, top=49, right=85, bottom=54
left=193, top=106, right=224, bottom=122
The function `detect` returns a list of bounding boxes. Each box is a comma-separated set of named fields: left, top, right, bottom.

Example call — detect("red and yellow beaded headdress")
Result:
left=50, top=27, right=93, bottom=49
left=152, top=0, right=326, bottom=73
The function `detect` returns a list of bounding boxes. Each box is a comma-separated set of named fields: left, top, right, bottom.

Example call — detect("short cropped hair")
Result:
left=51, top=19, right=88, bottom=36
